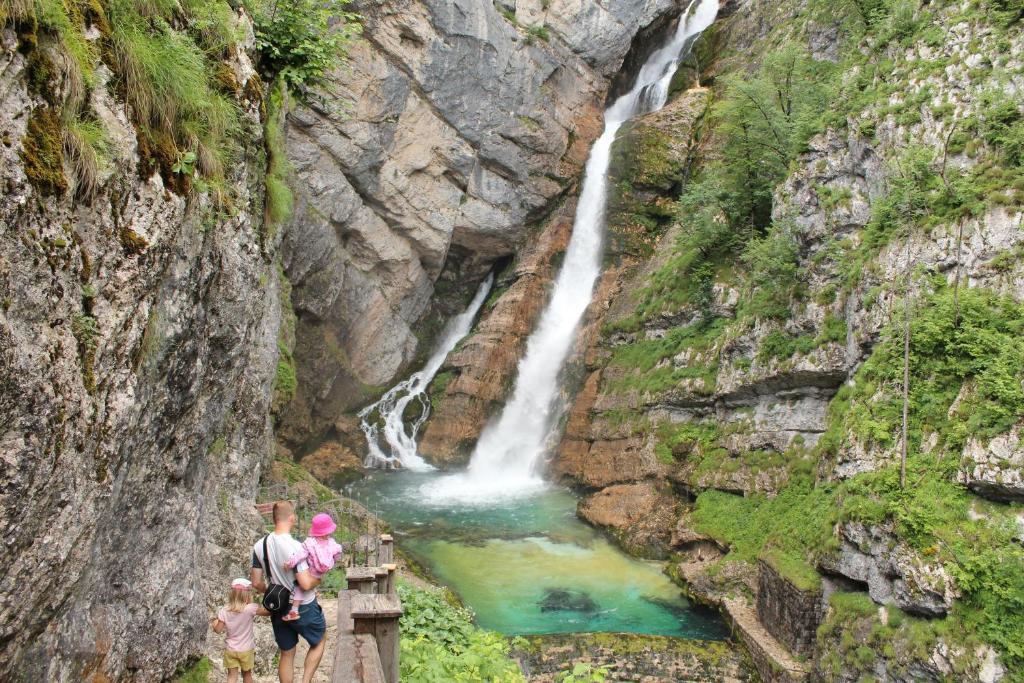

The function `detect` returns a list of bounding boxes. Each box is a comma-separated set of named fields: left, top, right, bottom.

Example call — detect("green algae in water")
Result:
left=347, top=471, right=728, bottom=640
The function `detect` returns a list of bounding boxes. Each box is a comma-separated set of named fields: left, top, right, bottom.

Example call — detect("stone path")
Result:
left=724, top=598, right=809, bottom=682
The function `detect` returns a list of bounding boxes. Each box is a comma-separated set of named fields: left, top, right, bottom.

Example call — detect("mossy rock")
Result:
left=20, top=106, right=67, bottom=196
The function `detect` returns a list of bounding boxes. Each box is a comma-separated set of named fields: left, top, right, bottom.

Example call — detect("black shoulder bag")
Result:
left=260, top=534, right=292, bottom=614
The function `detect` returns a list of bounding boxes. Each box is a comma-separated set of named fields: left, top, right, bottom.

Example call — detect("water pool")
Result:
left=345, top=471, right=728, bottom=639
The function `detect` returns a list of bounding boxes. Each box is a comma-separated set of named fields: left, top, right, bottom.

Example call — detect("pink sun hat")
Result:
left=309, top=513, right=337, bottom=537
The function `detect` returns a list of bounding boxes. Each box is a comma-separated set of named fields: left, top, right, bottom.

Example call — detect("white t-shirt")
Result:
left=252, top=532, right=316, bottom=605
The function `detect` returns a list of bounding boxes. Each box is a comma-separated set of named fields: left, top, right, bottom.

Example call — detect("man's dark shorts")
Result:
left=271, top=600, right=326, bottom=651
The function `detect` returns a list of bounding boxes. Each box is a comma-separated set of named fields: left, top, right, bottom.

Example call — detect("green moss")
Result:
left=605, top=318, right=725, bottom=397
left=20, top=106, right=67, bottom=196
left=70, top=311, right=98, bottom=392
left=263, top=79, right=293, bottom=240
left=762, top=549, right=822, bottom=592
left=119, top=226, right=149, bottom=254
left=172, top=657, right=212, bottom=683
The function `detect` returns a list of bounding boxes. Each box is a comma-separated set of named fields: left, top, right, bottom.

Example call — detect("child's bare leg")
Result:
left=282, top=586, right=305, bottom=621
left=227, top=667, right=239, bottom=683
left=242, top=671, right=254, bottom=683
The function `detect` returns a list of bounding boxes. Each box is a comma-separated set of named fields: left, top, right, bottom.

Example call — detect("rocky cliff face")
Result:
left=541, top=0, right=1024, bottom=680
left=276, top=0, right=689, bottom=454
left=0, top=17, right=279, bottom=681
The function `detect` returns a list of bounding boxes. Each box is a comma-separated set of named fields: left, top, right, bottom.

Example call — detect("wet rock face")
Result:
left=418, top=203, right=575, bottom=466
left=279, top=0, right=685, bottom=451
left=577, top=481, right=678, bottom=559
left=0, top=35, right=276, bottom=682
left=820, top=523, right=958, bottom=618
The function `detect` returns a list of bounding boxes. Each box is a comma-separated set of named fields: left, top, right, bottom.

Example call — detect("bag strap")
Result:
left=262, top=534, right=273, bottom=586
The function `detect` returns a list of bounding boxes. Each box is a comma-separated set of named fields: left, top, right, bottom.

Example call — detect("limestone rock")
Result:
left=279, top=0, right=683, bottom=450
left=300, top=441, right=365, bottom=489
left=577, top=481, right=678, bottom=559
left=820, top=523, right=959, bottom=617
left=958, top=423, right=1024, bottom=502
left=0, top=30, right=276, bottom=681
left=418, top=204, right=575, bottom=466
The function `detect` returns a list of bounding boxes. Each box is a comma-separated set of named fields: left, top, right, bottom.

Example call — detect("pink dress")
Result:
left=285, top=537, right=343, bottom=604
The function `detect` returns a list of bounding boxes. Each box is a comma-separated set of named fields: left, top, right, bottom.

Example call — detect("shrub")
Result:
left=246, top=0, right=360, bottom=91
left=398, top=583, right=525, bottom=682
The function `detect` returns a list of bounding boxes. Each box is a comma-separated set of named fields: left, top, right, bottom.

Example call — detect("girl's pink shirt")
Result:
left=217, top=603, right=259, bottom=652
left=288, top=537, right=343, bottom=576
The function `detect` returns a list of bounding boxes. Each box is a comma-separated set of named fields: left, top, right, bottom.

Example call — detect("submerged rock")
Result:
left=539, top=588, right=599, bottom=613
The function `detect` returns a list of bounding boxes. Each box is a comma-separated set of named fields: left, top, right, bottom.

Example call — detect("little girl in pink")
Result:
left=282, top=512, right=344, bottom=621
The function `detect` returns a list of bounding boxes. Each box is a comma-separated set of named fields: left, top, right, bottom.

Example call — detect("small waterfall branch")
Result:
left=359, top=273, right=494, bottom=471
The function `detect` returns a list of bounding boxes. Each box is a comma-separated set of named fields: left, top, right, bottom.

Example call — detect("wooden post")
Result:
left=351, top=594, right=403, bottom=683
left=381, top=564, right=397, bottom=595
left=379, top=534, right=394, bottom=564
left=345, top=567, right=379, bottom=594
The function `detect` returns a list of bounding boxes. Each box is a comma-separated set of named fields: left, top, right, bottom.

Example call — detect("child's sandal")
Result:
left=281, top=611, right=300, bottom=622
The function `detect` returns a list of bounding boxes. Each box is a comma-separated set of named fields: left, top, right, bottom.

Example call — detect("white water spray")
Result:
left=359, top=273, right=494, bottom=471
left=421, top=0, right=719, bottom=504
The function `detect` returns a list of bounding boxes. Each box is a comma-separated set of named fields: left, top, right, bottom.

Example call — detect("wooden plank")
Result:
left=350, top=594, right=403, bottom=619
left=345, top=567, right=383, bottom=580
left=337, top=590, right=354, bottom=634
left=333, top=591, right=387, bottom=683
left=332, top=633, right=386, bottom=683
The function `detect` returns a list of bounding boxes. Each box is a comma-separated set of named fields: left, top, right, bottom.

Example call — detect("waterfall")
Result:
left=421, top=0, right=719, bottom=504
left=359, top=273, right=494, bottom=471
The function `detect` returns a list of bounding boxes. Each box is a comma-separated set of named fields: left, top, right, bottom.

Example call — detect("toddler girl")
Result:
left=211, top=578, right=269, bottom=683
left=282, top=512, right=343, bottom=621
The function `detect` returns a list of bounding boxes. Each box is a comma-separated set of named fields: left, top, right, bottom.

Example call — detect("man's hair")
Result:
left=272, top=500, right=294, bottom=523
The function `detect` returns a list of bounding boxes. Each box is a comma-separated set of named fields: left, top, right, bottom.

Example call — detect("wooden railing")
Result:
left=255, top=486, right=402, bottom=682
left=332, top=534, right=403, bottom=683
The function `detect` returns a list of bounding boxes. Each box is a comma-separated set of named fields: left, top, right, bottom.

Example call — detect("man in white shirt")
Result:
left=251, top=501, right=325, bottom=683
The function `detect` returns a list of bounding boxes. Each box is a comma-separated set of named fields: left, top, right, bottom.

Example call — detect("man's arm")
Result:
left=250, top=551, right=267, bottom=592
left=295, top=569, right=321, bottom=592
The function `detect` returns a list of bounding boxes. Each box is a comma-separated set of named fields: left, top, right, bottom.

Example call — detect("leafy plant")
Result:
left=398, top=583, right=525, bottom=682
left=246, top=0, right=360, bottom=91
left=555, top=663, right=612, bottom=683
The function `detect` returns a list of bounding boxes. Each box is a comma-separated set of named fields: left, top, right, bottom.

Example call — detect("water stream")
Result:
left=358, top=274, right=494, bottom=471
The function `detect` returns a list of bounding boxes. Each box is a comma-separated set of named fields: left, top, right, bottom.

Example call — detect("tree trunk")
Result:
left=900, top=236, right=911, bottom=489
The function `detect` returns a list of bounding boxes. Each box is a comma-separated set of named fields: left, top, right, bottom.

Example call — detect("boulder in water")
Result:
left=540, top=588, right=599, bottom=613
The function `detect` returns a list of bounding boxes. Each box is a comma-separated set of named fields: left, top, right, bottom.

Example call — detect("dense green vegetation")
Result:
left=599, top=0, right=1024, bottom=674
left=398, top=583, right=525, bottom=682
left=820, top=286, right=1024, bottom=459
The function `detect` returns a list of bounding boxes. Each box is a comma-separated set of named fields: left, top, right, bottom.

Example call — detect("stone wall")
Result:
left=755, top=560, right=823, bottom=657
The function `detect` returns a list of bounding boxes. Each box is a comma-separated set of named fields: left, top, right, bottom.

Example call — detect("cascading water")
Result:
left=423, top=0, right=719, bottom=504
left=359, top=273, right=494, bottom=471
